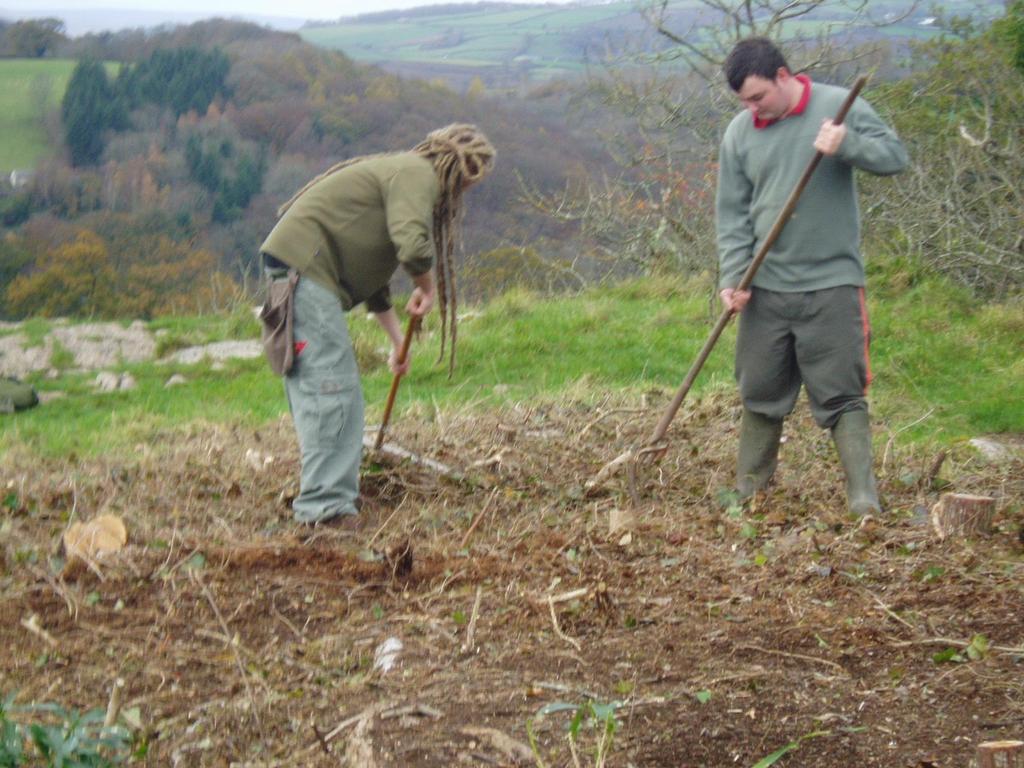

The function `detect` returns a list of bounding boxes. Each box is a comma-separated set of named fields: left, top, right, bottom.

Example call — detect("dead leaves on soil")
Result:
left=61, top=513, right=128, bottom=578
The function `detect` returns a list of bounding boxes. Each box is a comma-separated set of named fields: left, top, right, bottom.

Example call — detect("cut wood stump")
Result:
left=977, top=740, right=1024, bottom=768
left=930, top=493, right=995, bottom=540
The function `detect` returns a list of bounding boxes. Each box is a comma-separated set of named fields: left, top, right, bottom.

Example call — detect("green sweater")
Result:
left=261, top=153, right=439, bottom=312
left=716, top=82, right=908, bottom=292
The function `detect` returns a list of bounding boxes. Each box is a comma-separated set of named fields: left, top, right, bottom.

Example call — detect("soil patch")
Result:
left=2, top=395, right=1022, bottom=767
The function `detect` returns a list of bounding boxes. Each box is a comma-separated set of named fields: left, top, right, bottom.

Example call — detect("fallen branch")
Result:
left=548, top=595, right=582, bottom=652
left=20, top=613, right=57, bottom=648
left=322, top=713, right=363, bottom=744
left=103, top=678, right=125, bottom=728
left=381, top=703, right=443, bottom=720
left=881, top=408, right=935, bottom=473
left=461, top=726, right=534, bottom=765
left=736, top=644, right=847, bottom=673
left=462, top=586, right=484, bottom=653
left=460, top=487, right=500, bottom=549
left=578, top=407, right=646, bottom=440
left=270, top=596, right=303, bottom=641
left=466, top=450, right=507, bottom=472
left=584, top=448, right=635, bottom=494
left=871, top=595, right=917, bottom=631
left=890, top=637, right=1024, bottom=656
left=367, top=495, right=408, bottom=547
left=192, top=572, right=264, bottom=733
left=532, top=681, right=602, bottom=700
left=536, top=588, right=589, bottom=606
left=344, top=705, right=380, bottom=768
left=923, top=449, right=947, bottom=490
left=363, top=432, right=464, bottom=481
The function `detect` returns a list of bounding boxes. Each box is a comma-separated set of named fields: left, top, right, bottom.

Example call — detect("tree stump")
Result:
left=977, top=740, right=1024, bottom=768
left=930, top=493, right=995, bottom=540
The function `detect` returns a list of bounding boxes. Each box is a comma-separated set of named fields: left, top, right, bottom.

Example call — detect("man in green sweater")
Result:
left=261, top=124, right=495, bottom=527
left=715, top=38, right=908, bottom=515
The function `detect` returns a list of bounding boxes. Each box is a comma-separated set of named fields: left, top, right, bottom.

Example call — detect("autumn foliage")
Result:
left=5, top=230, right=238, bottom=319
left=1, top=19, right=605, bottom=320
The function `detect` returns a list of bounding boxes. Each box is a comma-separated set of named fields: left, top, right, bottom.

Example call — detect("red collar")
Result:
left=753, top=74, right=812, bottom=129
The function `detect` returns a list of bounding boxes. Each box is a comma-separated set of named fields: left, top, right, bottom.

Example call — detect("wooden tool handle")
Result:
left=374, top=315, right=421, bottom=450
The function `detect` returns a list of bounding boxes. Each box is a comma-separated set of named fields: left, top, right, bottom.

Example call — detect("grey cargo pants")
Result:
left=284, top=276, right=364, bottom=523
left=736, top=285, right=872, bottom=429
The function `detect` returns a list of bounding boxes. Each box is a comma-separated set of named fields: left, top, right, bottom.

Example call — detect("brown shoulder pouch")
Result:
left=259, top=270, right=299, bottom=376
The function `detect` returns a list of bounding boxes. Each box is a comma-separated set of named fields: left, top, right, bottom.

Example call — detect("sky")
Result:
left=1, top=0, right=573, bottom=26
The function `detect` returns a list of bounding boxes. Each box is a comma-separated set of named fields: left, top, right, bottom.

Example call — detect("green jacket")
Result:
left=716, top=81, right=908, bottom=292
left=261, top=153, right=439, bottom=312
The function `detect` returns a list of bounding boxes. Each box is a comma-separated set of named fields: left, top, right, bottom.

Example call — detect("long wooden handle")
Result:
left=374, top=315, right=421, bottom=450
left=645, top=75, right=869, bottom=447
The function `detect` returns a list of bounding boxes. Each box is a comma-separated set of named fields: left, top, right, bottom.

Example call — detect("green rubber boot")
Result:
left=735, top=409, right=784, bottom=499
left=831, top=410, right=882, bottom=516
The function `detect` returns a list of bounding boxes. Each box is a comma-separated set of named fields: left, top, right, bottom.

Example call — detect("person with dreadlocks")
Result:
left=260, top=123, right=496, bottom=528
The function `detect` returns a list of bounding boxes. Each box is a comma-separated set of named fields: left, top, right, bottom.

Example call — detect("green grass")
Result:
left=868, top=259, right=1024, bottom=441
left=2, top=272, right=1021, bottom=460
left=0, top=59, right=122, bottom=172
left=0, top=59, right=76, bottom=171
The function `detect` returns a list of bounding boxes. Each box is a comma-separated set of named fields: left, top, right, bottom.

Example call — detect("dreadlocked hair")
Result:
left=411, top=123, right=495, bottom=377
left=276, top=123, right=495, bottom=377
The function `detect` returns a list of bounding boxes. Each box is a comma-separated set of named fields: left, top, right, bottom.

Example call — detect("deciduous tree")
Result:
left=2, top=18, right=66, bottom=57
left=5, top=231, right=117, bottom=317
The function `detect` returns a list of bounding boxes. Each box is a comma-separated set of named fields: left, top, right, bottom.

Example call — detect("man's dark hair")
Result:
left=724, top=37, right=790, bottom=91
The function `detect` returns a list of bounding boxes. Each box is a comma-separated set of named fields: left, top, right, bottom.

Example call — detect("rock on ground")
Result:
left=0, top=320, right=259, bottom=377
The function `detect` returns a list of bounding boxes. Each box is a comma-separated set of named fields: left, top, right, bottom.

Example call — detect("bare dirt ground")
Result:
left=2, top=392, right=1022, bottom=767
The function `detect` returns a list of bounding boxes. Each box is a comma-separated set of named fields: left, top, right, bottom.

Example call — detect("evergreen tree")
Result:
left=61, top=60, right=125, bottom=166
left=993, top=0, right=1024, bottom=73
left=120, top=47, right=231, bottom=116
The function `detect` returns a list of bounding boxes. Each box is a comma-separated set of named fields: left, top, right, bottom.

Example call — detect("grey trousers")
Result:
left=283, top=276, right=364, bottom=523
left=735, top=285, right=872, bottom=429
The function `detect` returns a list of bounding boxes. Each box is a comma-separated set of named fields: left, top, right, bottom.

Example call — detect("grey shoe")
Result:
left=831, top=409, right=882, bottom=516
left=735, top=409, right=784, bottom=499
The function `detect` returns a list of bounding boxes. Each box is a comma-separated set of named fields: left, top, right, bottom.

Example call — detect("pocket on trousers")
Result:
left=295, top=378, right=349, bottom=447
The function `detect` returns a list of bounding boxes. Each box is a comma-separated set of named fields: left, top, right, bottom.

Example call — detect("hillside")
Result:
left=0, top=58, right=121, bottom=172
left=0, top=19, right=615, bottom=315
left=0, top=59, right=76, bottom=171
left=300, top=0, right=649, bottom=88
left=299, top=0, right=1008, bottom=86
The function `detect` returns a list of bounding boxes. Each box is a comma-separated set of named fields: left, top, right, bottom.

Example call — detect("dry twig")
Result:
left=460, top=486, right=500, bottom=549
left=462, top=585, right=484, bottom=653
left=19, top=613, right=57, bottom=648
left=103, top=678, right=125, bottom=728
left=736, top=644, right=847, bottom=673
left=548, top=595, right=582, bottom=652
left=192, top=571, right=265, bottom=733
left=461, top=726, right=534, bottom=765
